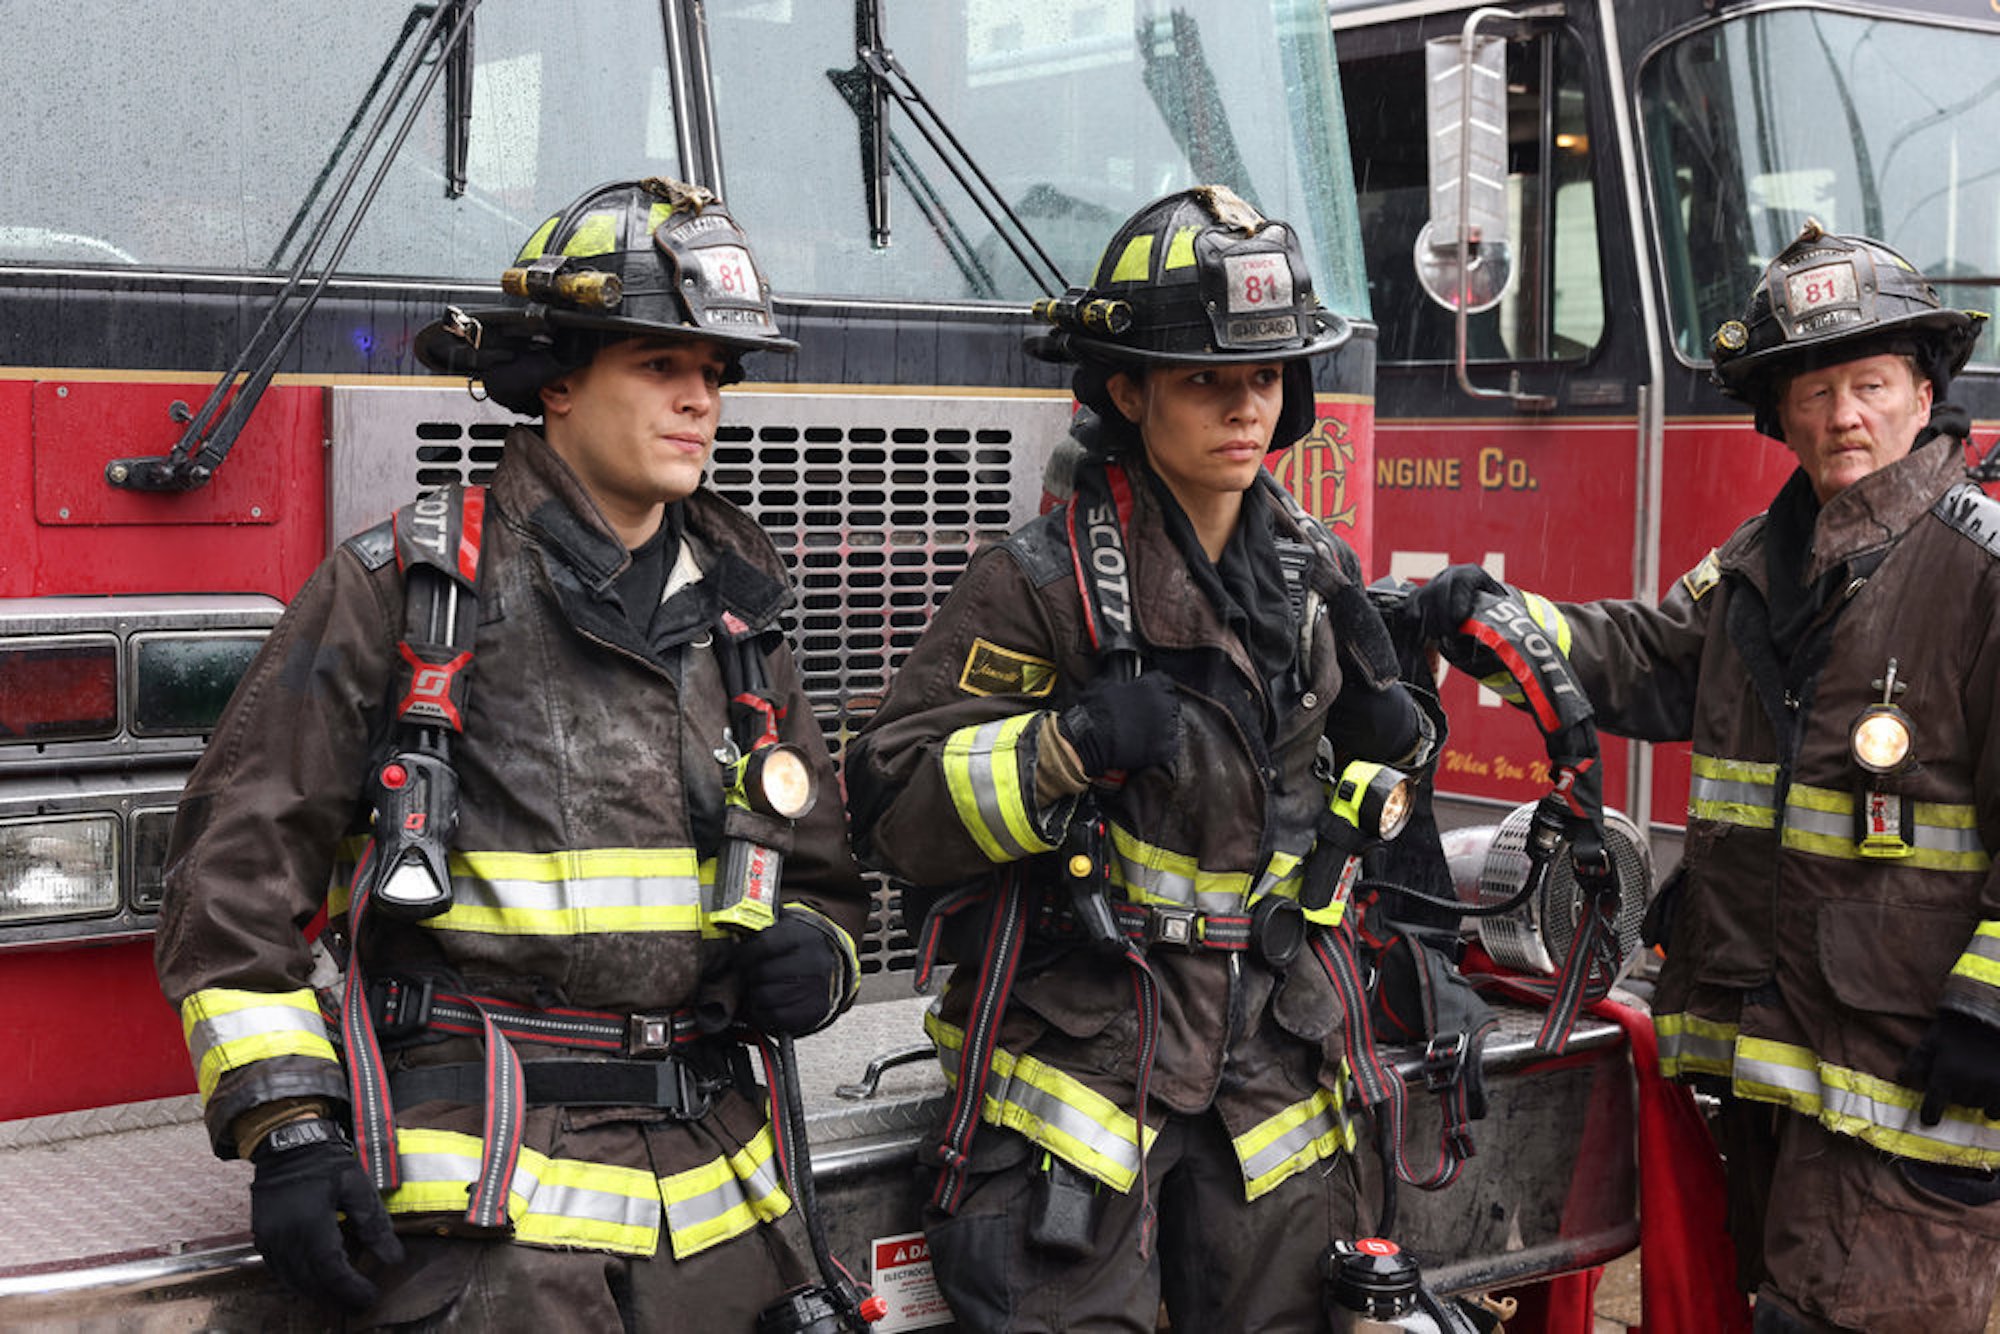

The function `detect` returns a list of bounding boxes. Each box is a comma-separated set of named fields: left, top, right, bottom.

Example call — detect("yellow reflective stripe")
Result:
left=421, top=848, right=708, bottom=935
left=385, top=1127, right=661, bottom=1256
left=1950, top=920, right=2000, bottom=988
left=661, top=1124, right=791, bottom=1260
left=1781, top=785, right=1990, bottom=872
left=1105, top=821, right=1264, bottom=915
left=1163, top=225, right=1199, bottom=271
left=1734, top=1036, right=2000, bottom=1166
left=1110, top=234, right=1154, bottom=283
left=928, top=1011, right=1150, bottom=1192
left=180, top=988, right=338, bottom=1103
left=520, top=1155, right=663, bottom=1253
left=1652, top=1024, right=2000, bottom=1167
left=941, top=715, right=1052, bottom=863
left=385, top=1130, right=513, bottom=1216
left=1234, top=1087, right=1355, bottom=1201
left=384, top=1124, right=793, bottom=1259
left=1520, top=591, right=1571, bottom=656
left=1251, top=851, right=1306, bottom=904
left=1653, top=1011, right=1736, bottom=1079
left=1688, top=753, right=1779, bottom=828
left=1691, top=755, right=1781, bottom=785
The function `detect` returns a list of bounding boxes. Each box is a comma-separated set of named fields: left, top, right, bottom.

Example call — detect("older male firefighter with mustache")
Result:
left=1416, top=224, right=2000, bottom=1333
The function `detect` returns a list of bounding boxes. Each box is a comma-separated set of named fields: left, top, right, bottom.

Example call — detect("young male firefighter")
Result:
left=1415, top=223, right=2000, bottom=1333
left=846, top=186, right=1438, bottom=1332
left=154, top=179, right=870, bottom=1330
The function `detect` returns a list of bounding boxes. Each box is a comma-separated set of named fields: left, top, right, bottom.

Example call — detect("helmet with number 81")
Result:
left=1030, top=185, right=1349, bottom=451
left=1709, top=220, right=1985, bottom=441
left=416, top=178, right=795, bottom=416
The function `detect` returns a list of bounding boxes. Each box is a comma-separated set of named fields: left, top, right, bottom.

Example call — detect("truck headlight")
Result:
left=0, top=815, right=119, bottom=924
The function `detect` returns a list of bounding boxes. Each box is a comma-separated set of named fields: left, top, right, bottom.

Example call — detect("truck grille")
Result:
left=330, top=386, right=1068, bottom=993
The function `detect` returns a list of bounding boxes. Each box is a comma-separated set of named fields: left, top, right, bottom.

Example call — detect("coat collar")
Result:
left=1117, top=458, right=1316, bottom=684
left=1716, top=436, right=1963, bottom=592
left=490, top=426, right=793, bottom=630
left=1804, top=436, right=1962, bottom=585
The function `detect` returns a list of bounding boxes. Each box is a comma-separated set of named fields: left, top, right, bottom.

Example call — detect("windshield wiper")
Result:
left=830, top=0, right=1068, bottom=297
left=108, top=0, right=480, bottom=494
left=1136, top=10, right=1249, bottom=196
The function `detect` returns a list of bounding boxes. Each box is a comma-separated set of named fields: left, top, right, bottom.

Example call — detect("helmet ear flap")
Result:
left=1271, top=359, right=1319, bottom=451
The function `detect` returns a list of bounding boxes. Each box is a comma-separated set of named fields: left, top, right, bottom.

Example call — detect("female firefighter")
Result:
left=846, top=185, right=1438, bottom=1332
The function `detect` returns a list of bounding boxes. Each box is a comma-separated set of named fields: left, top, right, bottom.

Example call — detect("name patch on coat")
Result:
left=1680, top=549, right=1722, bottom=601
left=958, top=639, right=1057, bottom=698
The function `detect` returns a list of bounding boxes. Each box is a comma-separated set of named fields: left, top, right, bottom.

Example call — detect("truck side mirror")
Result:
left=1420, top=5, right=1561, bottom=410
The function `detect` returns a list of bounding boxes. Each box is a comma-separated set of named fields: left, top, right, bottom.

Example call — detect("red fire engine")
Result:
left=7, top=0, right=1989, bottom=1325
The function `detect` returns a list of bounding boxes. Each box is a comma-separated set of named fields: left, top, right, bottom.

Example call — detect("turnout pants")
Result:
left=921, top=1108, right=1381, bottom=1333
left=1720, top=1098, right=2000, bottom=1334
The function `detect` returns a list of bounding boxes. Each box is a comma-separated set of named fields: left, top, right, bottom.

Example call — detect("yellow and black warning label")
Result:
left=958, top=638, right=1057, bottom=698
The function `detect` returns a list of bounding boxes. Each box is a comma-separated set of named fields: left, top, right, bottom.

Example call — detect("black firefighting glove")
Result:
left=737, top=911, right=849, bottom=1037
left=249, top=1123, right=404, bottom=1312
left=1056, top=672, right=1181, bottom=779
left=1326, top=680, right=1427, bottom=767
left=1409, top=563, right=1508, bottom=643
left=1900, top=1009, right=2000, bottom=1125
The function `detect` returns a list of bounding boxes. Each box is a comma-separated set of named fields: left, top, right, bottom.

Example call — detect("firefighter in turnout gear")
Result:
left=154, top=179, right=871, bottom=1330
left=1414, top=222, right=2000, bottom=1333
left=846, top=186, right=1436, bottom=1332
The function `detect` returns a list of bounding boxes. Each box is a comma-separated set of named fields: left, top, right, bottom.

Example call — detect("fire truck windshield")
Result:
left=1640, top=5, right=2000, bottom=369
left=0, top=0, right=680, bottom=281
left=0, top=0, right=1365, bottom=320
left=705, top=0, right=1364, bottom=310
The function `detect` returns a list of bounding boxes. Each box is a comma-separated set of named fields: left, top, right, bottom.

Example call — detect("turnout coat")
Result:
left=156, top=426, right=869, bottom=1260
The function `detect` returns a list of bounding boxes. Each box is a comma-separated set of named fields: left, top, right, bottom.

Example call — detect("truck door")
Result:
left=1331, top=1, right=1659, bottom=824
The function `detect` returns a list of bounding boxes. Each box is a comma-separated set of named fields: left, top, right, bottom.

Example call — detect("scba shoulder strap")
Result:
left=391, top=485, right=486, bottom=732
left=1934, top=481, right=2000, bottom=561
left=339, top=484, right=521, bottom=1231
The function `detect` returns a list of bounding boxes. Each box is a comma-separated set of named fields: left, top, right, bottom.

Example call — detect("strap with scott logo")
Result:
left=1456, top=588, right=1622, bottom=1056
left=344, top=484, right=525, bottom=1229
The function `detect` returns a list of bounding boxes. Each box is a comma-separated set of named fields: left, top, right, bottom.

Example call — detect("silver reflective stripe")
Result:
left=1112, top=845, right=1198, bottom=908
left=673, top=1173, right=746, bottom=1220
left=529, top=1177, right=659, bottom=1234
left=958, top=719, right=1043, bottom=861
left=390, top=1144, right=544, bottom=1211
left=1655, top=1019, right=1734, bottom=1074
left=985, top=1063, right=1143, bottom=1180
left=185, top=998, right=332, bottom=1069
left=1688, top=771, right=1776, bottom=816
left=1782, top=794, right=1986, bottom=855
left=452, top=872, right=701, bottom=910
left=1736, top=1053, right=2000, bottom=1159
left=734, top=1148, right=785, bottom=1206
left=1108, top=823, right=1269, bottom=915
left=1238, top=1101, right=1342, bottom=1186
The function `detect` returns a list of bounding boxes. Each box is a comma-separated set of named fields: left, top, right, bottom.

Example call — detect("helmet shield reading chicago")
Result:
left=416, top=178, right=793, bottom=415
left=1710, top=220, right=1985, bottom=440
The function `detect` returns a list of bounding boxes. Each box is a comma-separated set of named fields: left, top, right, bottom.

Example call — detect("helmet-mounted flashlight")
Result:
left=1328, top=760, right=1413, bottom=843
left=1032, top=291, right=1134, bottom=337
left=1850, top=659, right=1914, bottom=774
left=501, top=257, right=624, bottom=311
left=734, top=743, right=819, bottom=821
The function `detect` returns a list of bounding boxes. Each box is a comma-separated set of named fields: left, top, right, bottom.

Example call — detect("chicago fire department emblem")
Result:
left=1268, top=413, right=1358, bottom=532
